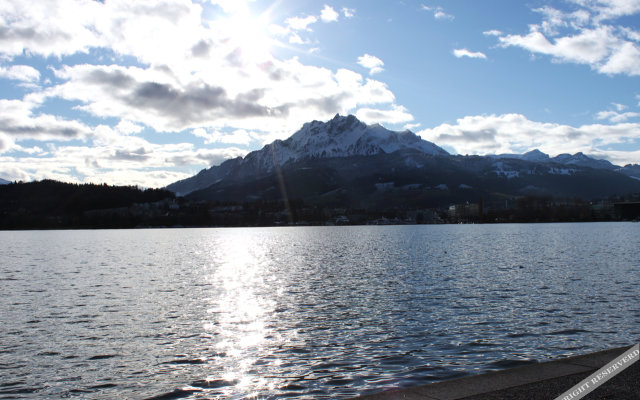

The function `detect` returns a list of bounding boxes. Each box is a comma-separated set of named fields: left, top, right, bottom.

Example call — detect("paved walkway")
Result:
left=352, top=346, right=639, bottom=400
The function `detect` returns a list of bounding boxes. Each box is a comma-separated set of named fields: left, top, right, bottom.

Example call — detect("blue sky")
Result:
left=1, top=0, right=639, bottom=187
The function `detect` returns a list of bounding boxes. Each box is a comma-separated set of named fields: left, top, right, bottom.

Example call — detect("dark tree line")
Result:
left=1, top=180, right=638, bottom=229
left=0, top=180, right=176, bottom=229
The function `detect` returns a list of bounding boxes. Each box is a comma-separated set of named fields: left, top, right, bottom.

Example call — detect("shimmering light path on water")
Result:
left=1, top=223, right=639, bottom=399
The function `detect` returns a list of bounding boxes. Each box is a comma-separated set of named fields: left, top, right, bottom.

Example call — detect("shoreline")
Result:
left=351, top=345, right=639, bottom=400
left=0, top=219, right=637, bottom=232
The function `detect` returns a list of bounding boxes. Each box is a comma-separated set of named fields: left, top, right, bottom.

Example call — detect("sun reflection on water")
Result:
left=202, top=232, right=287, bottom=397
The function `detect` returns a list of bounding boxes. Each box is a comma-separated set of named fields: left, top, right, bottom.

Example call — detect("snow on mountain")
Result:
left=520, top=149, right=550, bottom=162
left=551, top=152, right=616, bottom=170
left=548, top=167, right=575, bottom=175
left=167, top=114, right=635, bottom=198
left=492, top=148, right=550, bottom=163
left=492, top=161, right=520, bottom=178
left=0, top=178, right=9, bottom=185
left=167, top=114, right=448, bottom=195
left=285, top=114, right=448, bottom=159
left=240, top=114, right=448, bottom=171
left=618, top=164, right=640, bottom=180
left=494, top=149, right=617, bottom=170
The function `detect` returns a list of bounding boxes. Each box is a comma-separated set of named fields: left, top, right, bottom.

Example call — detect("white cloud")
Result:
left=1, top=0, right=397, bottom=135
left=0, top=0, right=206, bottom=65
left=599, top=41, right=640, bottom=75
left=422, top=5, right=454, bottom=20
left=453, top=48, right=487, bottom=59
left=355, top=105, right=413, bottom=124
left=192, top=128, right=255, bottom=145
left=357, top=54, right=384, bottom=75
left=0, top=55, right=403, bottom=188
left=44, top=57, right=401, bottom=139
left=434, top=10, right=454, bottom=20
left=0, top=65, right=40, bottom=83
left=13, top=144, right=45, bottom=155
left=0, top=132, right=15, bottom=153
left=278, top=13, right=320, bottom=44
left=492, top=2, right=640, bottom=76
left=320, top=5, right=339, bottom=22
left=404, top=122, right=421, bottom=130
left=208, top=0, right=253, bottom=14
left=499, top=26, right=618, bottom=65
left=285, top=15, right=318, bottom=31
left=267, top=23, right=289, bottom=37
left=589, top=148, right=640, bottom=167
left=1, top=120, right=251, bottom=187
left=0, top=0, right=101, bottom=58
left=273, top=5, right=349, bottom=45
left=288, top=32, right=306, bottom=44
left=115, top=119, right=144, bottom=135
left=219, top=129, right=253, bottom=145
left=483, top=30, right=503, bottom=36
left=0, top=0, right=414, bottom=187
left=342, top=7, right=355, bottom=18
left=417, top=113, right=640, bottom=164
left=571, top=0, right=640, bottom=21
left=613, top=102, right=627, bottom=111
left=0, top=99, right=92, bottom=141
left=596, top=110, right=640, bottom=122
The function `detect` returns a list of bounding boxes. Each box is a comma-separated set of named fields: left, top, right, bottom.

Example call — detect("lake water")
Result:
left=1, top=223, right=639, bottom=399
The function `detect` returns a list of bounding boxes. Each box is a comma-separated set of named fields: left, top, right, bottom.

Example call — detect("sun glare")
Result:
left=222, top=9, right=274, bottom=65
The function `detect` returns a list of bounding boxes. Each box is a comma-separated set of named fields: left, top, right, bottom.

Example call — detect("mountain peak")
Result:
left=280, top=114, right=447, bottom=163
left=522, top=149, right=550, bottom=162
left=323, top=113, right=366, bottom=136
left=551, top=152, right=616, bottom=170
left=167, top=115, right=449, bottom=195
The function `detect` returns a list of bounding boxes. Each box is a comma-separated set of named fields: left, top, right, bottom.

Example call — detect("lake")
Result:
left=1, top=223, right=639, bottom=399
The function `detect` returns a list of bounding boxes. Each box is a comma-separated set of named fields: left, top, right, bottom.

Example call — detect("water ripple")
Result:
left=0, top=223, right=639, bottom=399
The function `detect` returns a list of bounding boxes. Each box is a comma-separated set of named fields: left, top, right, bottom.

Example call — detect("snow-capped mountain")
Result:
left=168, top=114, right=448, bottom=195
left=234, top=114, right=447, bottom=172
left=520, top=149, right=551, bottom=163
left=494, top=149, right=617, bottom=170
left=618, top=164, right=640, bottom=180
left=167, top=114, right=640, bottom=204
left=492, top=149, right=550, bottom=163
left=279, top=114, right=447, bottom=159
left=551, top=152, right=616, bottom=170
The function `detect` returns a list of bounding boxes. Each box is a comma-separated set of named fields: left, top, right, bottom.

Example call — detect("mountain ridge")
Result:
left=167, top=114, right=448, bottom=195
left=166, top=115, right=640, bottom=205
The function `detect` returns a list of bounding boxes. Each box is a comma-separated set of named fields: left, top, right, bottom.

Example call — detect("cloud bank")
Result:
left=418, top=113, right=640, bottom=165
left=0, top=0, right=411, bottom=186
left=494, top=1, right=640, bottom=76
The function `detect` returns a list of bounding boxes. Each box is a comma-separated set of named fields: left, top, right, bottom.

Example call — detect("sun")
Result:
left=220, top=8, right=274, bottom=65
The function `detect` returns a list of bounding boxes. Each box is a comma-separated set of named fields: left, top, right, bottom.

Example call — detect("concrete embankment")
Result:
left=352, top=346, right=639, bottom=400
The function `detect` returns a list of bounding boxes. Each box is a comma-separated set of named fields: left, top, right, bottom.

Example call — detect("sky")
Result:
left=1, top=0, right=640, bottom=188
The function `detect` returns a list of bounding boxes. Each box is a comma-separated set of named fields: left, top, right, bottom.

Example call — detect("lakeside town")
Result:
left=1, top=180, right=639, bottom=229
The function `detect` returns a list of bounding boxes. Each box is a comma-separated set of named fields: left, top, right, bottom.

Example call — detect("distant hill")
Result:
left=0, top=180, right=176, bottom=229
left=491, top=149, right=617, bottom=170
left=166, top=115, right=640, bottom=208
left=618, top=164, right=640, bottom=180
left=0, top=178, right=9, bottom=185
